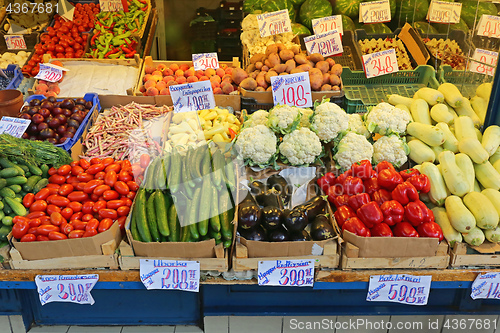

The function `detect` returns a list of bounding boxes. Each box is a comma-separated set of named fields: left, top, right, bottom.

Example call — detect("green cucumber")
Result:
left=18, top=164, right=29, bottom=174
left=8, top=185, right=21, bottom=193
left=224, top=156, right=236, bottom=191
left=40, top=164, right=49, bottom=178
left=155, top=190, right=169, bottom=237
left=6, top=176, right=27, bottom=186
left=210, top=186, right=221, bottom=232
left=27, top=164, right=43, bottom=176
left=0, top=226, right=10, bottom=241
left=135, top=188, right=152, bottom=242
left=33, top=178, right=49, bottom=194
left=0, top=187, right=16, bottom=198
left=130, top=203, right=142, bottom=241
left=144, top=157, right=159, bottom=192
left=0, top=210, right=4, bottom=221
left=162, top=155, right=171, bottom=189
left=211, top=149, right=224, bottom=189
left=157, top=158, right=167, bottom=190
left=2, top=201, right=12, bottom=215
left=0, top=168, right=19, bottom=178
left=223, top=240, right=232, bottom=248
left=180, top=225, right=190, bottom=242
left=168, top=152, right=181, bottom=193
left=190, top=144, right=205, bottom=182
left=168, top=203, right=180, bottom=242
left=188, top=186, right=202, bottom=240
left=219, top=188, right=233, bottom=241
left=23, top=175, right=42, bottom=192
left=14, top=195, right=22, bottom=202
left=201, top=146, right=211, bottom=177
left=4, top=197, right=27, bottom=216
left=198, top=178, right=211, bottom=237
left=0, top=201, right=3, bottom=210
left=182, top=149, right=195, bottom=189
left=0, top=179, right=6, bottom=190
left=209, top=228, right=222, bottom=240
left=146, top=191, right=160, bottom=242
left=0, top=158, right=16, bottom=169
left=2, top=216, right=13, bottom=226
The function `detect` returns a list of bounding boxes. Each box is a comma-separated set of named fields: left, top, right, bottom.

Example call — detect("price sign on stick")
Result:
left=271, top=72, right=313, bottom=108
left=170, top=81, right=216, bottom=113
left=0, top=116, right=30, bottom=137
left=477, top=15, right=500, bottom=38
left=99, top=0, right=124, bottom=12
left=367, top=274, right=432, bottom=305
left=312, top=15, right=343, bottom=35
left=192, top=53, right=219, bottom=71
left=359, top=0, right=391, bottom=24
left=362, top=49, right=399, bottom=78
left=470, top=48, right=498, bottom=76
left=4, top=35, right=26, bottom=50
left=427, top=0, right=462, bottom=24
left=256, top=10, right=292, bottom=37
left=471, top=272, right=500, bottom=299
left=35, top=63, right=69, bottom=83
left=258, top=259, right=314, bottom=287
left=140, top=259, right=200, bottom=292
left=304, top=30, right=343, bottom=57
left=35, top=274, right=99, bottom=305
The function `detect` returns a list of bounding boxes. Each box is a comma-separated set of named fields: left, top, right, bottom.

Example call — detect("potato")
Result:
left=321, top=84, right=332, bottom=91
left=250, top=70, right=260, bottom=79
left=332, top=85, right=340, bottom=91
left=265, top=44, right=279, bottom=55
left=322, top=73, right=330, bottom=85
left=294, top=53, right=308, bottom=65
left=279, top=49, right=295, bottom=62
left=331, top=64, right=343, bottom=76
left=231, top=68, right=248, bottom=85
left=265, top=70, right=278, bottom=83
left=307, top=60, right=315, bottom=68
left=255, top=61, right=264, bottom=70
left=239, top=77, right=258, bottom=90
left=261, top=65, right=269, bottom=71
left=268, top=53, right=281, bottom=67
left=275, top=43, right=286, bottom=52
left=330, top=74, right=341, bottom=86
left=250, top=53, right=266, bottom=64
left=285, top=59, right=296, bottom=73
left=326, top=58, right=336, bottom=68
left=256, top=87, right=266, bottom=91
left=256, top=72, right=268, bottom=88
left=246, top=64, right=256, bottom=73
left=309, top=53, right=325, bottom=63
left=265, top=59, right=272, bottom=68
left=266, top=86, right=272, bottom=91
left=297, top=64, right=312, bottom=72
left=274, top=63, right=288, bottom=74
left=315, top=61, right=330, bottom=74
left=291, top=45, right=301, bottom=55
left=290, top=68, right=304, bottom=74
left=309, top=68, right=323, bottom=77
left=279, top=72, right=288, bottom=76
left=310, top=72, right=323, bottom=91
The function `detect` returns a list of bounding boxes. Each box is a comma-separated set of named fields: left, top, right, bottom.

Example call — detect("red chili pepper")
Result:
left=356, top=201, right=384, bottom=228
left=351, top=160, right=372, bottom=180
left=378, top=168, right=404, bottom=191
left=404, top=200, right=434, bottom=227
left=380, top=200, right=404, bottom=226
left=104, top=47, right=120, bottom=58
left=121, top=45, right=133, bottom=54
left=228, top=128, right=237, bottom=140
left=400, top=168, right=420, bottom=181
left=372, top=189, right=392, bottom=206
left=370, top=223, right=393, bottom=237
left=392, top=182, right=419, bottom=205
left=363, top=177, right=379, bottom=196
left=347, top=193, right=371, bottom=211
left=125, top=50, right=137, bottom=58
left=375, top=161, right=396, bottom=174
left=342, top=217, right=370, bottom=237
left=91, top=30, right=100, bottom=46
left=343, top=176, right=364, bottom=196
left=417, top=222, right=444, bottom=241
left=329, top=192, right=349, bottom=208
left=334, top=205, right=356, bottom=228
left=407, top=174, right=431, bottom=193
left=393, top=221, right=419, bottom=237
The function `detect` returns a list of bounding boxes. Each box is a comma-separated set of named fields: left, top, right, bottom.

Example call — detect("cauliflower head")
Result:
left=365, top=102, right=412, bottom=135
left=299, top=108, right=314, bottom=128
left=310, top=102, right=349, bottom=142
left=267, top=104, right=302, bottom=134
left=279, top=127, right=322, bottom=166
left=348, top=114, right=370, bottom=138
left=244, top=110, right=269, bottom=128
left=235, top=125, right=277, bottom=167
left=372, top=135, right=410, bottom=168
left=334, top=132, right=374, bottom=170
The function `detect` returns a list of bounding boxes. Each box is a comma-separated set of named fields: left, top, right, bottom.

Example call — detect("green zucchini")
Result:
left=146, top=191, right=160, bottom=242
left=135, top=188, right=152, bottom=242
left=155, top=190, right=169, bottom=237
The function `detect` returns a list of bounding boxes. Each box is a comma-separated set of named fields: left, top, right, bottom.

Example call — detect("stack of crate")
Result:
left=216, top=1, right=243, bottom=61
left=190, top=8, right=218, bottom=54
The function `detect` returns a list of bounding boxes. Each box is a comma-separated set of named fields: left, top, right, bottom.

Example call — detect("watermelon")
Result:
left=332, top=0, right=361, bottom=19
left=262, top=0, right=296, bottom=21
left=290, top=0, right=307, bottom=7
left=432, top=19, right=469, bottom=34
left=362, top=23, right=392, bottom=34
left=342, top=15, right=356, bottom=31
left=395, top=0, right=429, bottom=23
left=413, top=21, right=439, bottom=34
left=460, top=1, right=497, bottom=29
left=292, top=22, right=311, bottom=35
left=299, top=0, right=333, bottom=30
left=243, top=0, right=267, bottom=13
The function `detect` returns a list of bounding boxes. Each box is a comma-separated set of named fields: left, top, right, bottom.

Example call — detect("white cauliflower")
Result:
left=267, top=104, right=302, bottom=134
left=235, top=125, right=278, bottom=167
left=348, top=114, right=370, bottom=138
left=310, top=101, right=349, bottom=142
left=279, top=127, right=322, bottom=166
left=372, top=135, right=410, bottom=168
left=334, top=133, right=374, bottom=170
left=241, top=14, right=258, bottom=31
left=365, top=102, right=412, bottom=135
left=299, top=108, right=314, bottom=127
left=244, top=110, right=269, bottom=128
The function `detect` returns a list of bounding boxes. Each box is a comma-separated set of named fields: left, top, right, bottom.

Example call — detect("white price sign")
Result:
left=170, top=80, right=216, bottom=113
left=427, top=0, right=462, bottom=24
left=304, top=30, right=343, bottom=57
left=362, top=49, right=399, bottom=78
left=258, top=259, right=314, bottom=287
left=359, top=0, right=391, bottom=23
left=312, top=15, right=343, bottom=35
left=4, top=35, right=26, bottom=50
left=57, top=0, right=75, bottom=21
left=34, top=63, right=69, bottom=83
left=140, top=259, right=200, bottom=292
left=256, top=10, right=292, bottom=38
left=470, top=48, right=498, bottom=76
left=367, top=274, right=432, bottom=305
left=99, top=0, right=124, bottom=12
left=471, top=272, right=500, bottom=299
left=271, top=72, right=312, bottom=108
left=477, top=15, right=500, bottom=39
left=192, top=52, right=219, bottom=71
left=0, top=116, right=30, bottom=137
left=35, top=274, right=99, bottom=305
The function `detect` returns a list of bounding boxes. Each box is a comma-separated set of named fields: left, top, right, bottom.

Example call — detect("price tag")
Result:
left=367, top=274, right=432, bottom=305
left=140, top=259, right=200, bottom=292
left=471, top=272, right=500, bottom=299
left=170, top=80, right=216, bottom=113
left=258, top=259, right=314, bottom=287
left=470, top=48, right=498, bottom=76
left=303, top=30, right=343, bottom=57
left=427, top=0, right=462, bottom=24
left=4, top=35, right=26, bottom=50
left=270, top=72, right=312, bottom=108
left=192, top=53, right=219, bottom=71
left=0, top=116, right=30, bottom=137
left=312, top=15, right=343, bottom=35
left=359, top=0, right=391, bottom=24
left=7, top=23, right=29, bottom=35
left=57, top=0, right=75, bottom=21
left=34, top=63, right=69, bottom=83
left=99, top=0, right=124, bottom=12
left=477, top=15, right=500, bottom=39
left=362, top=49, right=399, bottom=78
left=35, top=274, right=98, bottom=305
left=256, top=10, right=292, bottom=38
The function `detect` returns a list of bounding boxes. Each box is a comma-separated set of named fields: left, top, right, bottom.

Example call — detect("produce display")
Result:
left=51, top=2, right=99, bottom=33
left=423, top=38, right=466, bottom=70
left=358, top=37, right=413, bottom=70
left=0, top=51, right=30, bottom=69
left=2, top=0, right=56, bottom=33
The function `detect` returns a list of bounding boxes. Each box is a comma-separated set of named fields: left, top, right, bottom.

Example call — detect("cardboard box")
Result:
left=398, top=23, right=430, bottom=66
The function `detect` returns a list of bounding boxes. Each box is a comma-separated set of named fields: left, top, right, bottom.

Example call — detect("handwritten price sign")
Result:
left=304, top=30, right=343, bottom=57
left=312, top=15, right=343, bottom=35
left=192, top=53, right=219, bottom=71
left=256, top=10, right=292, bottom=38
left=35, top=274, right=99, bottom=305
left=99, top=0, right=124, bottom=12
left=362, top=49, right=399, bottom=78
left=258, top=259, right=314, bottom=287
left=170, top=81, right=216, bottom=113
left=367, top=274, right=432, bottom=305
left=477, top=15, right=500, bottom=39
left=470, top=48, right=498, bottom=76
left=4, top=35, right=26, bottom=50
left=427, top=0, right=462, bottom=24
left=0, top=117, right=30, bottom=137
left=34, top=63, right=69, bottom=83
left=271, top=72, right=312, bottom=108
left=359, top=0, right=391, bottom=24
left=140, top=259, right=200, bottom=292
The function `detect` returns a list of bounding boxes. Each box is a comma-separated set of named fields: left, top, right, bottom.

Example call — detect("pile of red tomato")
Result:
left=11, top=157, right=142, bottom=242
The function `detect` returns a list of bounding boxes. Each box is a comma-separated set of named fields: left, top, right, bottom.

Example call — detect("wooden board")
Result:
left=450, top=242, right=500, bottom=268
left=0, top=245, right=10, bottom=269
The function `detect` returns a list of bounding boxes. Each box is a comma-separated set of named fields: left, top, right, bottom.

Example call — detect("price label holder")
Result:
left=99, top=0, right=125, bottom=12
left=256, top=10, right=292, bottom=38
left=57, top=0, right=75, bottom=21
left=35, top=63, right=69, bottom=83
left=0, top=116, right=30, bottom=137
left=470, top=48, right=498, bottom=76
left=471, top=272, right=500, bottom=299
left=170, top=80, right=216, bottom=113
left=7, top=23, right=29, bottom=35
left=192, top=52, right=220, bottom=71
left=258, top=259, right=314, bottom=287
left=312, top=15, right=343, bottom=35
left=303, top=30, right=343, bottom=57
left=4, top=35, right=27, bottom=50
left=359, top=0, right=391, bottom=24
left=35, top=274, right=99, bottom=305
left=477, top=15, right=500, bottom=39
left=362, top=48, right=399, bottom=78
left=140, top=259, right=200, bottom=292
left=270, top=72, right=313, bottom=108
left=427, top=0, right=462, bottom=24
left=367, top=274, right=432, bottom=305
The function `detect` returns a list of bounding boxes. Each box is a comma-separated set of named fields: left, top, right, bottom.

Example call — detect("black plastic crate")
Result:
left=192, top=39, right=217, bottom=54
left=190, top=21, right=218, bottom=41
left=241, top=96, right=345, bottom=114
left=217, top=35, right=241, bottom=47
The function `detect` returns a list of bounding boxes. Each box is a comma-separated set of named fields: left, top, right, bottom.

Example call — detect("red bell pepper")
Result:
left=343, top=176, right=364, bottom=196
left=417, top=222, right=444, bottom=241
left=372, top=189, right=392, bottom=206
left=334, top=205, right=356, bottom=227
left=375, top=161, right=396, bottom=174
left=370, top=223, right=393, bottom=237
left=351, top=160, right=372, bottom=180
left=335, top=169, right=352, bottom=186
left=407, top=174, right=431, bottom=193
left=317, top=176, right=330, bottom=192
left=342, top=217, right=370, bottom=237
left=324, top=172, right=336, bottom=186
left=380, top=200, right=404, bottom=226
left=399, top=168, right=420, bottom=181
left=347, top=193, right=371, bottom=211
left=404, top=200, right=434, bottom=227
left=392, top=182, right=419, bottom=205
left=356, top=201, right=384, bottom=228
left=378, top=168, right=404, bottom=191
left=327, top=187, right=347, bottom=206
left=393, top=221, right=419, bottom=237
left=363, top=177, right=379, bottom=196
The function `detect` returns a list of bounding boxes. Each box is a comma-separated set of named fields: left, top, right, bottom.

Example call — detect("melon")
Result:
left=292, top=22, right=311, bottom=35
left=299, top=0, right=333, bottom=30
left=432, top=19, right=469, bottom=34
left=262, top=0, right=296, bottom=21
left=413, top=21, right=439, bottom=34
left=362, top=22, right=392, bottom=34
left=395, top=0, right=430, bottom=23
left=331, top=0, right=361, bottom=19
left=459, top=1, right=497, bottom=29
left=342, top=14, right=356, bottom=31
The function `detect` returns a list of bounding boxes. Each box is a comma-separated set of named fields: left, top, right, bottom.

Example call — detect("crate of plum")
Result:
left=0, top=64, right=24, bottom=90
left=19, top=93, right=100, bottom=151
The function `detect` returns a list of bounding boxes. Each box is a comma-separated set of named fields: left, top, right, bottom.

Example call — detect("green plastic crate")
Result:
left=438, top=65, right=494, bottom=99
left=342, top=65, right=440, bottom=113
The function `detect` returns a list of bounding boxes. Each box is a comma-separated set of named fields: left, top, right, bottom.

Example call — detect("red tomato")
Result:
left=140, top=154, right=150, bottom=168
left=48, top=195, right=70, bottom=207
left=79, top=159, right=91, bottom=170
left=104, top=171, right=117, bottom=187
left=121, top=197, right=132, bottom=207
left=86, top=218, right=99, bottom=231
left=26, top=211, right=46, bottom=219
left=27, top=227, right=38, bottom=235
left=107, top=200, right=124, bottom=210
left=50, top=212, right=66, bottom=226
left=37, top=224, right=59, bottom=236
left=48, top=167, right=58, bottom=175
left=82, top=214, right=93, bottom=222
left=68, top=230, right=85, bottom=238
left=99, top=209, right=117, bottom=220
left=93, top=200, right=107, bottom=213
left=87, top=164, right=105, bottom=175
left=68, top=202, right=82, bottom=212
left=94, top=171, right=105, bottom=180
left=90, top=158, right=101, bottom=165
left=58, top=184, right=74, bottom=196
left=117, top=216, right=127, bottom=230
left=118, top=171, right=133, bottom=182
left=57, top=165, right=72, bottom=176
left=28, top=218, right=41, bottom=228
left=23, top=193, right=35, bottom=208
left=83, top=229, right=98, bottom=237
left=127, top=181, right=139, bottom=192
left=70, top=212, right=83, bottom=221
left=75, top=182, right=86, bottom=191
left=98, top=218, right=113, bottom=233
left=71, top=166, right=84, bottom=175
left=83, top=179, right=104, bottom=194
left=93, top=185, right=111, bottom=196
left=103, top=190, right=119, bottom=201
left=40, top=216, right=51, bottom=225
left=61, top=207, right=73, bottom=220
left=101, top=157, right=114, bottom=167
left=67, top=191, right=89, bottom=202
left=77, top=172, right=93, bottom=182
left=46, top=184, right=60, bottom=189
left=31, top=66, right=39, bottom=77
left=105, top=163, right=121, bottom=173
left=82, top=201, right=94, bottom=214
left=30, top=200, right=48, bottom=212
left=37, top=235, right=50, bottom=241
left=46, top=204, right=61, bottom=216
left=48, top=231, right=67, bottom=240
left=47, top=187, right=59, bottom=195
left=61, top=222, right=74, bottom=235
left=66, top=176, right=79, bottom=185
left=13, top=216, right=29, bottom=224
left=71, top=220, right=87, bottom=230
left=90, top=193, right=99, bottom=201
left=20, top=234, right=36, bottom=242
left=127, top=191, right=136, bottom=200
left=49, top=174, right=66, bottom=184
left=12, top=221, right=29, bottom=239
left=70, top=160, right=80, bottom=167
left=122, top=160, right=132, bottom=171
left=117, top=206, right=130, bottom=217
left=114, top=181, right=130, bottom=196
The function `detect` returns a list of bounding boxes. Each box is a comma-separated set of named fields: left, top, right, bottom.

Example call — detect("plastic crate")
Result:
left=420, top=30, right=474, bottom=71
left=22, top=93, right=100, bottom=151
left=190, top=21, right=218, bottom=41
left=342, top=65, right=439, bottom=113
left=438, top=65, right=494, bottom=99
left=3, top=64, right=23, bottom=90
left=241, top=94, right=346, bottom=114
